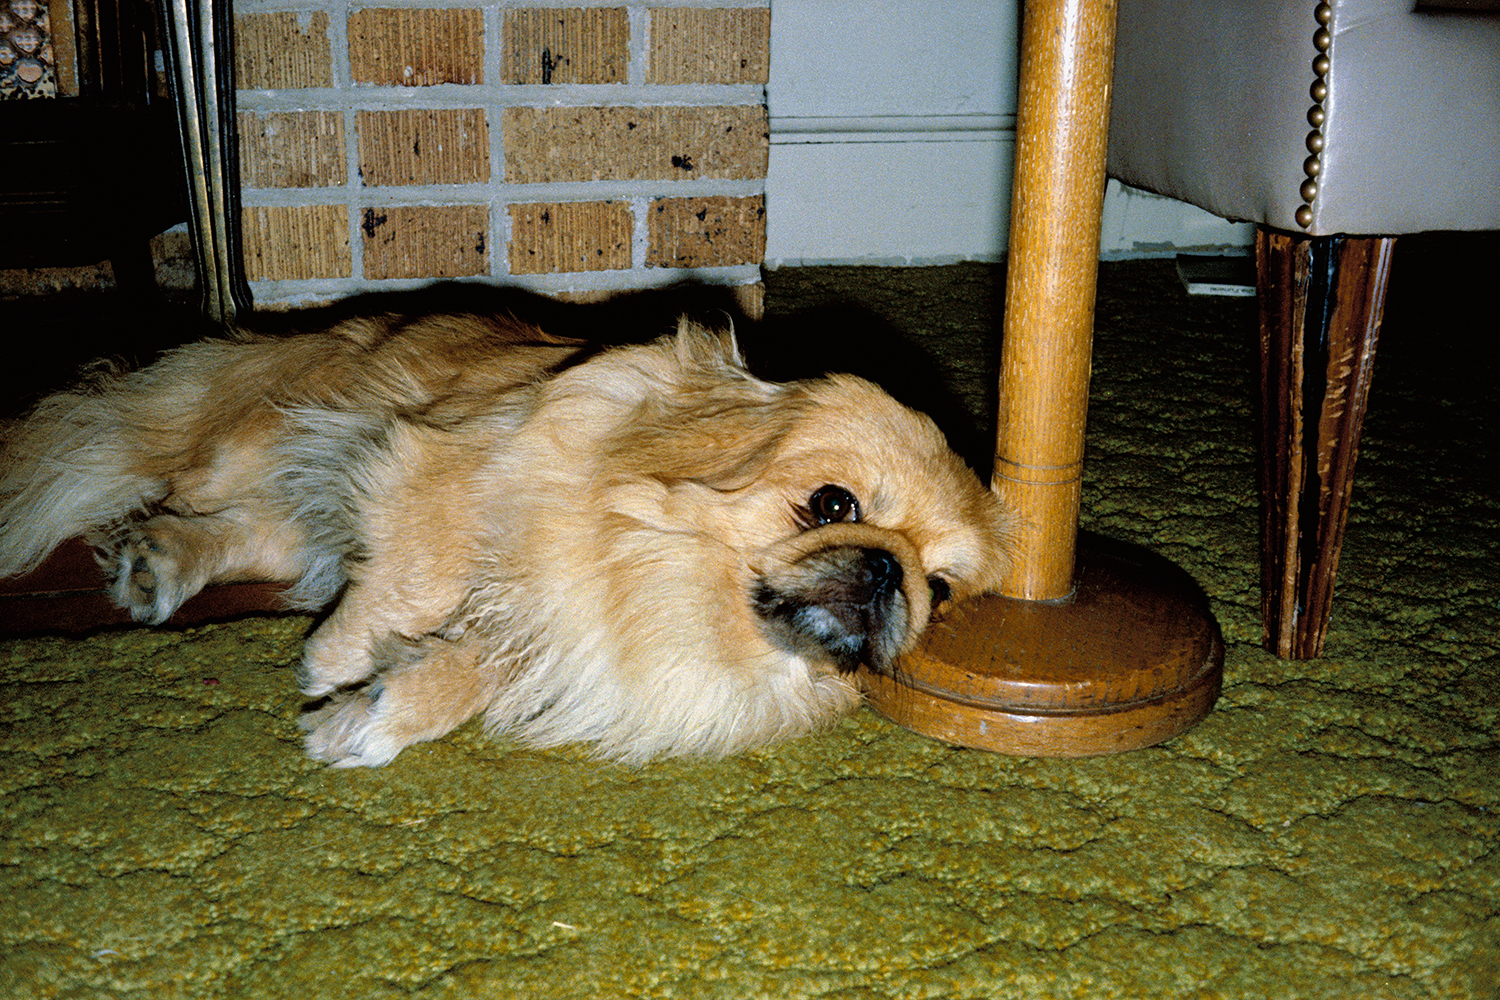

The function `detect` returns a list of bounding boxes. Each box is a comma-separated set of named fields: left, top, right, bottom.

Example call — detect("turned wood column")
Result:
left=860, top=0, right=1223, bottom=758
left=992, top=0, right=1118, bottom=600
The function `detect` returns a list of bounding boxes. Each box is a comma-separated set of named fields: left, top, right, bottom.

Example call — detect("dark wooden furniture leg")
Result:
left=1256, top=228, right=1395, bottom=659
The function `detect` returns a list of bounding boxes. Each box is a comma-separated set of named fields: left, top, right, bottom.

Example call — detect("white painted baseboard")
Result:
left=765, top=115, right=1013, bottom=267
left=765, top=114, right=1255, bottom=266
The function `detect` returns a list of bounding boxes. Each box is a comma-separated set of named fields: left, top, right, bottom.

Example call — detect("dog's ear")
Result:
left=671, top=317, right=746, bottom=376
left=608, top=366, right=808, bottom=493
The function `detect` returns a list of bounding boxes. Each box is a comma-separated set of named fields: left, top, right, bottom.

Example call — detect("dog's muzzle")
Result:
left=750, top=524, right=925, bottom=674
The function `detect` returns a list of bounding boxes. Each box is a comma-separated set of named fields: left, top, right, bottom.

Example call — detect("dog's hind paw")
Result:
left=300, top=688, right=404, bottom=768
left=108, top=530, right=197, bottom=625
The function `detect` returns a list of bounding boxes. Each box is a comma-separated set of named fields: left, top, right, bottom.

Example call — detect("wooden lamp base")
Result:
left=856, top=0, right=1226, bottom=758
left=860, top=536, right=1223, bottom=757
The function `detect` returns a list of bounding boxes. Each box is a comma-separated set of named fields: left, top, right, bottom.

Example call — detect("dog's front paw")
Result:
left=300, top=688, right=403, bottom=768
left=108, top=530, right=196, bottom=625
left=295, top=612, right=387, bottom=698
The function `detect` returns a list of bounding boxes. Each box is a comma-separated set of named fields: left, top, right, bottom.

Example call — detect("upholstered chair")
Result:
left=1107, top=0, right=1500, bottom=658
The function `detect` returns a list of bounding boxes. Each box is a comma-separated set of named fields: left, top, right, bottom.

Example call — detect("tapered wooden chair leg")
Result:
left=1256, top=229, right=1395, bottom=659
left=859, top=0, right=1224, bottom=756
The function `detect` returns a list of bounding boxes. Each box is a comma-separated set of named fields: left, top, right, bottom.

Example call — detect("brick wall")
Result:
left=233, top=2, right=769, bottom=309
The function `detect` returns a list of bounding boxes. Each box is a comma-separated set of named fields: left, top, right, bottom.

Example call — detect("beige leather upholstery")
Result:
left=1107, top=0, right=1500, bottom=236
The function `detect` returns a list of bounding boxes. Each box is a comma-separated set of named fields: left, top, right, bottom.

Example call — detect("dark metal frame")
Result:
left=161, top=0, right=250, bottom=323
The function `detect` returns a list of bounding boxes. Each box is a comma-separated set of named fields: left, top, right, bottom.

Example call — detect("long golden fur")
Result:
left=0, top=313, right=1013, bottom=765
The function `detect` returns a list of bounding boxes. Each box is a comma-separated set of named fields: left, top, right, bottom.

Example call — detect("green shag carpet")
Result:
left=2, top=254, right=1496, bottom=998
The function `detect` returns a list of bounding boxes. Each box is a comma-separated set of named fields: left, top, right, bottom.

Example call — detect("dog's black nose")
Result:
left=857, top=548, right=902, bottom=598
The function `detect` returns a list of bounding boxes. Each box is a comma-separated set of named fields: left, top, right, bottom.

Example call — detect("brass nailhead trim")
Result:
left=1298, top=2, right=1335, bottom=230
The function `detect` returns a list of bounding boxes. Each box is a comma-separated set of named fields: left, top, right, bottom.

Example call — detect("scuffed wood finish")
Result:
left=1257, top=229, right=1395, bottom=659
left=992, top=0, right=1118, bottom=601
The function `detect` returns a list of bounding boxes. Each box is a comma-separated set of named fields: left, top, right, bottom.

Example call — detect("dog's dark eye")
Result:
left=928, top=575, right=952, bottom=608
left=807, top=484, right=859, bottom=525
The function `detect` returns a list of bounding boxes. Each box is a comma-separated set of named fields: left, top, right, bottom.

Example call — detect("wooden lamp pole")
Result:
left=860, top=0, right=1224, bottom=756
left=992, top=0, right=1114, bottom=602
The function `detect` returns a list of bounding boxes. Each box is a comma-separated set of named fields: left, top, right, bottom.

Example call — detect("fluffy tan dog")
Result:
left=0, top=314, right=1012, bottom=765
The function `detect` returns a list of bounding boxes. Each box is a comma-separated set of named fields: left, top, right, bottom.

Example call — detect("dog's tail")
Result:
left=0, top=364, right=173, bottom=579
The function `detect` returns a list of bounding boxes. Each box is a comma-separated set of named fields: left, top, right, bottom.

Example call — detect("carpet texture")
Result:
left=2, top=253, right=1496, bottom=998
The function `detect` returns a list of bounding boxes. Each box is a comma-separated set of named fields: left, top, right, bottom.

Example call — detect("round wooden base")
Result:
left=861, top=535, right=1224, bottom=757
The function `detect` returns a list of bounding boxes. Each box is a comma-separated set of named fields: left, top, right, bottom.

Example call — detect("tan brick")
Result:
left=648, top=7, right=769, bottom=85
left=235, top=12, right=333, bottom=90
left=646, top=195, right=765, bottom=268
left=503, top=8, right=628, bottom=85
left=348, top=8, right=485, bottom=87
left=361, top=204, right=490, bottom=279
left=357, top=109, right=490, bottom=187
left=503, top=106, right=767, bottom=183
left=242, top=205, right=351, bottom=280
left=508, top=201, right=632, bottom=274
left=240, top=112, right=346, bottom=189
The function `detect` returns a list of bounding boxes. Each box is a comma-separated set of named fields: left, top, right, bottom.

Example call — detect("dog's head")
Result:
left=601, top=321, right=1014, bottom=678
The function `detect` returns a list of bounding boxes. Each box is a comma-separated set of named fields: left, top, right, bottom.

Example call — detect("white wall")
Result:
left=765, top=0, right=1253, bottom=265
left=765, top=1, right=1016, bottom=265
